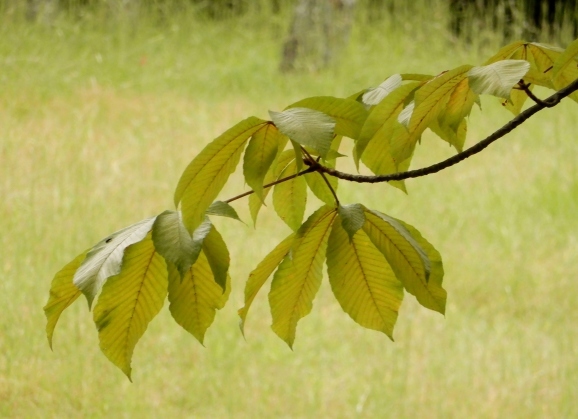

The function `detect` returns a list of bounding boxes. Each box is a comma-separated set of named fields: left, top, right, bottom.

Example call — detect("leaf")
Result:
left=93, top=233, right=168, bottom=380
left=468, top=60, right=530, bottom=99
left=429, top=117, right=468, bottom=152
left=272, top=160, right=308, bottom=231
left=362, top=208, right=446, bottom=314
left=269, top=108, right=336, bottom=158
left=400, top=73, right=434, bottom=82
left=73, top=217, right=156, bottom=309
left=501, top=85, right=532, bottom=115
left=552, top=38, right=578, bottom=102
left=338, top=203, right=366, bottom=241
left=286, top=96, right=368, bottom=140
left=362, top=74, right=403, bottom=106
left=174, top=116, right=266, bottom=233
left=167, top=252, right=230, bottom=345
left=439, top=76, right=478, bottom=131
left=269, top=206, right=338, bottom=347
left=356, top=82, right=421, bottom=166
left=202, top=224, right=230, bottom=291
left=44, top=250, right=87, bottom=349
left=243, top=123, right=283, bottom=200
left=206, top=201, right=242, bottom=222
left=152, top=211, right=211, bottom=279
left=397, top=100, right=415, bottom=127
left=326, top=219, right=403, bottom=338
left=238, top=233, right=295, bottom=334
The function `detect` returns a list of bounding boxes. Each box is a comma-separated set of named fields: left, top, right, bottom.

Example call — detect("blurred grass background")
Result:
left=1, top=0, right=578, bottom=417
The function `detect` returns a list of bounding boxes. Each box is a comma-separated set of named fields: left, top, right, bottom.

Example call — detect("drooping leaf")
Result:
left=44, top=250, right=87, bottom=349
left=93, top=233, right=168, bottom=380
left=73, top=217, right=156, bottom=309
left=552, top=38, right=578, bottom=102
left=201, top=224, right=230, bottom=291
left=362, top=209, right=446, bottom=314
left=338, top=203, right=366, bottom=241
left=238, top=233, right=295, bottom=334
left=206, top=200, right=242, bottom=222
left=269, top=206, right=338, bottom=347
left=501, top=84, right=533, bottom=115
left=243, top=123, right=283, bottom=200
left=167, top=253, right=230, bottom=345
left=272, top=160, right=308, bottom=231
left=326, top=219, right=403, bottom=338
left=286, top=96, right=368, bottom=140
left=468, top=60, right=530, bottom=99
left=362, top=74, right=403, bottom=106
left=269, top=108, right=336, bottom=158
left=175, top=116, right=266, bottom=233
left=152, top=211, right=211, bottom=279
left=429, top=117, right=468, bottom=152
left=438, top=76, right=478, bottom=131
left=303, top=136, right=342, bottom=205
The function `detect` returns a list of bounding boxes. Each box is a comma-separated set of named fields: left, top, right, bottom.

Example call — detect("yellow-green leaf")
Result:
left=468, top=60, right=530, bottom=99
left=93, top=233, right=168, bottom=380
left=439, top=77, right=478, bottom=131
left=429, top=117, right=468, bottom=152
left=202, top=224, right=230, bottom=291
left=286, top=96, right=368, bottom=140
left=338, top=203, right=366, bottom=241
left=175, top=116, right=266, bottom=233
left=269, top=206, right=337, bottom=347
left=272, top=160, right=308, bottom=231
left=167, top=252, right=230, bottom=345
left=238, top=233, right=295, bottom=334
left=327, top=219, right=403, bottom=338
left=206, top=201, right=242, bottom=222
left=502, top=84, right=532, bottom=115
left=243, top=123, right=283, bottom=200
left=552, top=38, right=578, bottom=102
left=44, top=250, right=87, bottom=349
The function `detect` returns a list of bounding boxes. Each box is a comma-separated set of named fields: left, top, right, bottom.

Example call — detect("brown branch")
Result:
left=303, top=78, right=578, bottom=184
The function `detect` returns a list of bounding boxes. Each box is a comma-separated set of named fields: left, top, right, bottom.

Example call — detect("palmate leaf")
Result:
left=152, top=211, right=211, bottom=279
left=552, top=38, right=578, bottom=102
left=93, top=232, right=168, bottom=380
left=73, top=217, right=156, bottom=308
left=269, top=205, right=337, bottom=348
left=44, top=250, right=87, bottom=349
left=201, top=224, right=230, bottom=292
left=326, top=218, right=403, bottom=338
left=175, top=116, right=266, bottom=233
left=286, top=96, right=368, bottom=140
left=468, top=60, right=530, bottom=99
left=269, top=108, right=336, bottom=158
left=243, top=123, right=283, bottom=200
left=238, top=233, right=295, bottom=334
left=272, top=159, right=308, bottom=231
left=167, top=253, right=231, bottom=345
left=362, top=209, right=445, bottom=314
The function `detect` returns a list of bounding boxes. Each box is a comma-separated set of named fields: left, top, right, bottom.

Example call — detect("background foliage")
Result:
left=2, top=1, right=578, bottom=417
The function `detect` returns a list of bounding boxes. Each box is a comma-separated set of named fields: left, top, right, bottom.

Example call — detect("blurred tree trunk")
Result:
left=26, top=0, right=58, bottom=23
left=280, top=0, right=356, bottom=72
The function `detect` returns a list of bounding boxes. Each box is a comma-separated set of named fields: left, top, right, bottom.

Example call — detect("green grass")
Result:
left=2, top=4, right=578, bottom=417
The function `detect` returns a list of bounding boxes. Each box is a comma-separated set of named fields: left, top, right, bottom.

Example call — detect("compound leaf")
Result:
left=93, top=233, right=168, bottom=380
left=175, top=116, right=266, bottom=233
left=327, top=219, right=403, bottom=338
left=552, top=38, right=578, bottom=102
left=269, top=206, right=337, bottom=348
left=73, top=217, right=156, bottom=309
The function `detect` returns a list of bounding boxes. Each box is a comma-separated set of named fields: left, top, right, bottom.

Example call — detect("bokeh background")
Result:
left=2, top=0, right=578, bottom=417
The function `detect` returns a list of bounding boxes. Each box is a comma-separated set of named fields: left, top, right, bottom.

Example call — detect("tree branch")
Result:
left=303, top=78, right=578, bottom=183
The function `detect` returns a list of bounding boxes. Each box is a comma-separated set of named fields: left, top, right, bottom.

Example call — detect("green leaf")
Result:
left=272, top=160, right=308, bottom=231
left=400, top=73, right=435, bottom=82
left=501, top=85, right=532, bottom=116
left=73, top=217, right=156, bottom=309
left=286, top=96, right=368, bottom=140
left=93, top=232, right=168, bottom=380
left=429, top=117, right=468, bottom=152
left=167, top=253, right=230, bottom=345
left=269, top=108, right=336, bottom=158
left=206, top=201, right=242, bottom=222
left=362, top=74, right=403, bottom=106
left=152, top=211, right=211, bottom=279
left=44, top=250, right=87, bottom=349
left=438, top=76, right=478, bottom=132
left=238, top=233, right=295, bottom=334
left=362, top=208, right=446, bottom=314
left=338, top=203, right=366, bottom=241
left=174, top=116, right=266, bottom=233
left=269, top=206, right=338, bottom=347
left=327, top=219, right=403, bottom=339
left=468, top=60, right=530, bottom=99
left=202, top=224, right=230, bottom=292
left=552, top=38, right=578, bottom=102
left=243, top=123, right=283, bottom=200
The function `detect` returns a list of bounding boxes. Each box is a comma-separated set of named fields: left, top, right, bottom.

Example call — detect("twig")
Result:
left=517, top=81, right=552, bottom=107
left=300, top=146, right=340, bottom=206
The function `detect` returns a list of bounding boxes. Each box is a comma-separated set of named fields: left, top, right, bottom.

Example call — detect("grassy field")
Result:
left=2, top=3, right=578, bottom=417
